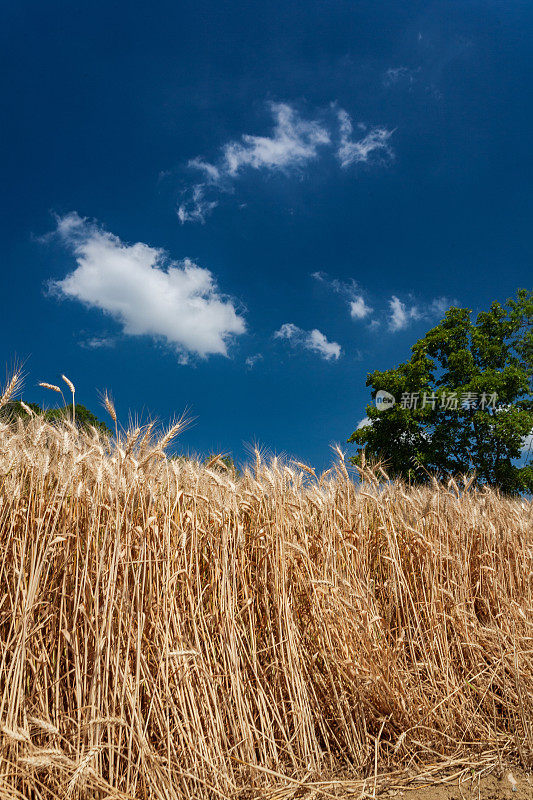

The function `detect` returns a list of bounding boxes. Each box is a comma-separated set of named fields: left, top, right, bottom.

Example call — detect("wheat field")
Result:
left=0, top=386, right=532, bottom=799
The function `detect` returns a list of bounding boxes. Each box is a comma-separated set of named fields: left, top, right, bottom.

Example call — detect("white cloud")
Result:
left=312, top=274, right=452, bottom=332
left=336, top=108, right=394, bottom=169
left=274, top=323, right=341, bottom=361
left=388, top=295, right=453, bottom=332
left=427, top=296, right=452, bottom=319
left=80, top=336, right=115, bottom=349
left=383, top=67, right=418, bottom=88
left=178, top=103, right=330, bottom=224
left=178, top=102, right=395, bottom=223
left=188, top=157, right=222, bottom=182
left=50, top=213, right=246, bottom=361
left=221, top=103, right=330, bottom=175
left=177, top=185, right=218, bottom=224
left=357, top=416, right=373, bottom=430
left=383, top=66, right=442, bottom=101
left=388, top=296, right=420, bottom=331
left=350, top=295, right=373, bottom=320
left=311, top=270, right=339, bottom=289
left=312, top=272, right=373, bottom=321
left=245, top=353, right=263, bottom=369
left=522, top=432, right=533, bottom=457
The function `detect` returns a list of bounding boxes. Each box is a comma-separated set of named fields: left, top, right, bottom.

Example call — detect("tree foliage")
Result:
left=349, top=289, right=533, bottom=494
left=4, top=401, right=111, bottom=436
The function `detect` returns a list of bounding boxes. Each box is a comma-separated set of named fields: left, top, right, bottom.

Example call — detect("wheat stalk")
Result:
left=0, top=402, right=531, bottom=799
left=61, top=375, right=76, bottom=424
left=38, top=382, right=62, bottom=393
left=65, top=746, right=101, bottom=797
left=0, top=369, right=24, bottom=409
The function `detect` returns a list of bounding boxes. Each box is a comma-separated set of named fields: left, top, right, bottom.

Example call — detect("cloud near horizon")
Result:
left=178, top=102, right=394, bottom=223
left=50, top=213, right=246, bottom=361
left=274, top=323, right=342, bottom=361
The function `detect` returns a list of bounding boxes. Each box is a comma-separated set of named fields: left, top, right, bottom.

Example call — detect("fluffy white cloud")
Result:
left=274, top=323, right=341, bottom=361
left=178, top=103, right=394, bottom=223
left=350, top=295, right=373, bottom=320
left=51, top=213, right=246, bottom=361
left=221, top=103, right=330, bottom=175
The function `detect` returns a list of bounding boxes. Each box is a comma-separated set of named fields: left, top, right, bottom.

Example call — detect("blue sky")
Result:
left=2, top=0, right=532, bottom=466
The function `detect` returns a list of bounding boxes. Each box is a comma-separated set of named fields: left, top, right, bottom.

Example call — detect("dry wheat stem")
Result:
left=0, top=407, right=531, bottom=800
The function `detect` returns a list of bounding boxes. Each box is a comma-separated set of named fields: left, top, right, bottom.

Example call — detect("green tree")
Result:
left=45, top=404, right=112, bottom=436
left=4, top=401, right=111, bottom=437
left=4, top=401, right=42, bottom=418
left=348, top=289, right=533, bottom=494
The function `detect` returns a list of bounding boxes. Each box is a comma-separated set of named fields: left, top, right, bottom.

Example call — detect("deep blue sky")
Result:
left=2, top=0, right=532, bottom=466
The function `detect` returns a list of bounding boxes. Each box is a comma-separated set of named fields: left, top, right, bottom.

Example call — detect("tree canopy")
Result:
left=349, top=289, right=533, bottom=494
left=4, top=401, right=111, bottom=437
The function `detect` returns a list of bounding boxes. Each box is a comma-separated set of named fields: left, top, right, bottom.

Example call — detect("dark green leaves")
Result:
left=349, top=289, right=533, bottom=494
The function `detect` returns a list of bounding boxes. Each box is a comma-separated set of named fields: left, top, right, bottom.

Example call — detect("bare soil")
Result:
left=392, top=771, right=532, bottom=800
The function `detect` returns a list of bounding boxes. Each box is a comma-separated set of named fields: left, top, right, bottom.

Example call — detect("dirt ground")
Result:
left=391, top=771, right=532, bottom=800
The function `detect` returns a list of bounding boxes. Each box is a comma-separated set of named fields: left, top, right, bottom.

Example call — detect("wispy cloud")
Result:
left=388, top=295, right=453, bottom=332
left=388, top=295, right=421, bottom=332
left=79, top=335, right=115, bottom=350
left=245, top=353, right=263, bottom=369
left=312, top=272, right=373, bottom=321
left=383, top=65, right=442, bottom=101
left=178, top=102, right=395, bottom=223
left=427, top=297, right=453, bottom=318
left=335, top=108, right=394, bottom=168
left=177, top=185, right=219, bottom=224
left=312, top=273, right=452, bottom=333
left=274, top=323, right=341, bottom=361
left=383, top=66, right=419, bottom=89
left=49, top=212, right=246, bottom=362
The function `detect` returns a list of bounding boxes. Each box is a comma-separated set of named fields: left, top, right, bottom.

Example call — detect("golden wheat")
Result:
left=0, top=410, right=531, bottom=799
